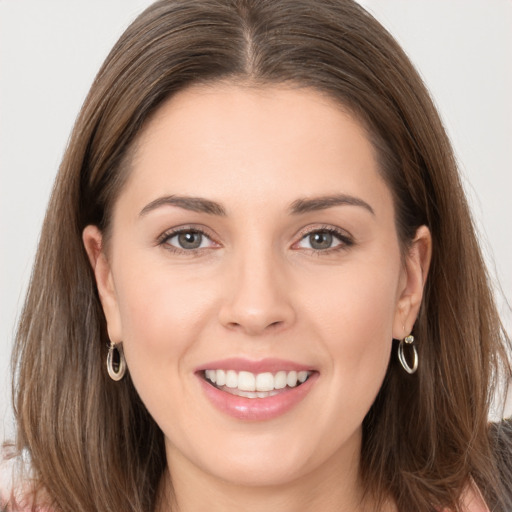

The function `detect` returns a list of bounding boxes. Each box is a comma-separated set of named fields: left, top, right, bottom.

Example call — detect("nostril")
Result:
left=225, top=319, right=285, bottom=335
left=218, top=296, right=296, bottom=335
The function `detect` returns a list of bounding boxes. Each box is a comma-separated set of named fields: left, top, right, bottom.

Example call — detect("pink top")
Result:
left=0, top=451, right=490, bottom=512
left=448, top=483, right=490, bottom=512
left=0, top=449, right=51, bottom=512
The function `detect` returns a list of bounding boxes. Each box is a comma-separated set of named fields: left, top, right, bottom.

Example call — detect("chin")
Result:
left=204, top=454, right=312, bottom=488
left=177, top=427, right=333, bottom=489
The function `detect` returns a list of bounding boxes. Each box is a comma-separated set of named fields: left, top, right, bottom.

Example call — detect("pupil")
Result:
left=178, top=232, right=202, bottom=249
left=310, top=232, right=332, bottom=250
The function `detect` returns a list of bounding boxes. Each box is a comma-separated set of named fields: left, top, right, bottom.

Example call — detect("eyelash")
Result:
left=157, top=225, right=354, bottom=255
left=294, top=225, right=354, bottom=254
left=157, top=226, right=219, bottom=256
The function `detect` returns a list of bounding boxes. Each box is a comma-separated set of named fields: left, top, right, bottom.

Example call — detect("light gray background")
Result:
left=1, top=1, right=511, bottom=442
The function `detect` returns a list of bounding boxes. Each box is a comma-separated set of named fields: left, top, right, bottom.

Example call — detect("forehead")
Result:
left=118, top=83, right=390, bottom=217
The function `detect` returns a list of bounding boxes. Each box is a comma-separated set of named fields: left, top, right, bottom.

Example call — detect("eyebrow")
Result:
left=139, top=195, right=227, bottom=217
left=139, top=193, right=375, bottom=218
left=289, top=194, right=375, bottom=216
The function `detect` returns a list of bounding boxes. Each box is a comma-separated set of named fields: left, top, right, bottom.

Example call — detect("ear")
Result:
left=392, top=225, right=432, bottom=339
left=82, top=225, right=123, bottom=343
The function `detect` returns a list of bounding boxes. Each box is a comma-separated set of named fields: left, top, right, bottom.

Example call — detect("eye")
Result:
left=160, top=229, right=217, bottom=251
left=295, top=228, right=352, bottom=251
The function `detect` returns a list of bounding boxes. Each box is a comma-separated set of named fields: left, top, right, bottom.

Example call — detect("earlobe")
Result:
left=393, top=225, right=432, bottom=339
left=82, top=225, right=123, bottom=343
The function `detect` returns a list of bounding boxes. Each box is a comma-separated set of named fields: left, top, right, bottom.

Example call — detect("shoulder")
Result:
left=489, top=418, right=512, bottom=479
left=0, top=446, right=53, bottom=512
left=438, top=482, right=489, bottom=512
left=459, top=483, right=490, bottom=512
left=487, top=418, right=512, bottom=509
left=0, top=446, right=17, bottom=510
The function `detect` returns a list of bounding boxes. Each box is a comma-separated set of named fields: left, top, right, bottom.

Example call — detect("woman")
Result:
left=2, top=0, right=511, bottom=510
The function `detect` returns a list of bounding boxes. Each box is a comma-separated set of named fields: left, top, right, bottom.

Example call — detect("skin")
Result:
left=84, top=84, right=431, bottom=512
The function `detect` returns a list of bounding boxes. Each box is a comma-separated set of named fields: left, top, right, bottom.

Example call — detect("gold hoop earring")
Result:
left=107, top=341, right=127, bottom=381
left=398, top=335, right=418, bottom=374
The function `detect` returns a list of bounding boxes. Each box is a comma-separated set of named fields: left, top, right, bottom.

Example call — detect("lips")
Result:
left=196, top=358, right=317, bottom=420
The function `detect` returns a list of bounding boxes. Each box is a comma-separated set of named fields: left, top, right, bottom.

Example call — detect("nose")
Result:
left=218, top=250, right=296, bottom=336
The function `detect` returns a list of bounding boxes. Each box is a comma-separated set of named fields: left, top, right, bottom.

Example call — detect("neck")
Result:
left=156, top=432, right=396, bottom=512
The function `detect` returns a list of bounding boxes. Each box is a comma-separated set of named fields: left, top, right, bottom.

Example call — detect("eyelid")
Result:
left=155, top=223, right=353, bottom=254
left=156, top=224, right=221, bottom=251
left=291, top=224, right=354, bottom=251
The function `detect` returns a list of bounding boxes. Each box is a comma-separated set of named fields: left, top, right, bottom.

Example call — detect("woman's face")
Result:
left=84, top=84, right=429, bottom=489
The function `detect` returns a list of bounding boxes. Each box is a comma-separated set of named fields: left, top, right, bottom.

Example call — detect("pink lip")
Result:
left=195, top=357, right=314, bottom=374
left=196, top=358, right=318, bottom=421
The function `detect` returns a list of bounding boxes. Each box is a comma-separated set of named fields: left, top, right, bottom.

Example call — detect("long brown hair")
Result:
left=11, top=1, right=512, bottom=510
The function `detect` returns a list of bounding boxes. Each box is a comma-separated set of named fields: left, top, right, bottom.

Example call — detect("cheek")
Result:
left=110, top=258, right=222, bottom=428
left=299, top=252, right=401, bottom=411
left=115, top=258, right=215, bottom=346
left=109, top=252, right=221, bottom=402
left=303, top=252, right=400, bottom=342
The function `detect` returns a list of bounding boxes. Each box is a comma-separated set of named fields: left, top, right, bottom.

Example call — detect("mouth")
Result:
left=196, top=360, right=318, bottom=421
left=202, top=369, right=313, bottom=399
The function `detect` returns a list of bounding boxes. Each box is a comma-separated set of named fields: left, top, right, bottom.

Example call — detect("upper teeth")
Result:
left=204, top=369, right=310, bottom=392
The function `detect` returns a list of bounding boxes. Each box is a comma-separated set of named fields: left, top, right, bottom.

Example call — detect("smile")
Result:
left=204, top=369, right=312, bottom=398
left=197, top=359, right=318, bottom=421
